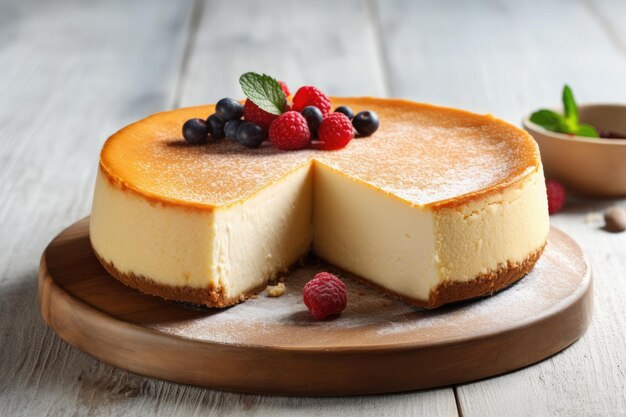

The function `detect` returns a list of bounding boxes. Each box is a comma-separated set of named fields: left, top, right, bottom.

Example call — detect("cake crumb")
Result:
left=266, top=282, right=286, bottom=297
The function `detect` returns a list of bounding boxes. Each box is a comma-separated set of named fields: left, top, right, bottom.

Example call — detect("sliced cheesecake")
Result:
left=90, top=97, right=549, bottom=308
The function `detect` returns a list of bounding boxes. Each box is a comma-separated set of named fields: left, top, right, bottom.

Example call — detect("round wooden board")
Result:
left=39, top=218, right=592, bottom=396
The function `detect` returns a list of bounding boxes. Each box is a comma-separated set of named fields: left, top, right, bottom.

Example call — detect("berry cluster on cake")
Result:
left=90, top=73, right=549, bottom=310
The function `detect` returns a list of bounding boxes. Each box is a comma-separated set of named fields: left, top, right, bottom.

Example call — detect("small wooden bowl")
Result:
left=523, top=104, right=626, bottom=197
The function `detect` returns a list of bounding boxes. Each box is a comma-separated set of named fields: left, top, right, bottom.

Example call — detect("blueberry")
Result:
left=301, top=106, right=323, bottom=135
left=334, top=106, right=354, bottom=120
left=215, top=98, right=244, bottom=121
left=207, top=114, right=225, bottom=139
left=236, top=122, right=265, bottom=148
left=182, top=118, right=209, bottom=145
left=224, top=119, right=242, bottom=140
left=352, top=110, right=380, bottom=136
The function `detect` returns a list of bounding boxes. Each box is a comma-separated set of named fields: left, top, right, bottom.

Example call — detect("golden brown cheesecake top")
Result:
left=100, top=97, right=540, bottom=210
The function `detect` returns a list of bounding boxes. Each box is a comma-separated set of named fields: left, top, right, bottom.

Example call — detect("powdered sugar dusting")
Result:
left=147, top=229, right=589, bottom=349
left=102, top=98, right=539, bottom=208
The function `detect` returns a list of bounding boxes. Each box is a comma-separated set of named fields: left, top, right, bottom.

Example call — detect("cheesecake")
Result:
left=90, top=97, right=549, bottom=309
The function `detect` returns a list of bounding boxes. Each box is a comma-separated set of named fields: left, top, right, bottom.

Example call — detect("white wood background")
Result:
left=1, top=0, right=625, bottom=415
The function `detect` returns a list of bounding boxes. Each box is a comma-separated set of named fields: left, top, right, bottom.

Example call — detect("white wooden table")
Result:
left=1, top=0, right=625, bottom=415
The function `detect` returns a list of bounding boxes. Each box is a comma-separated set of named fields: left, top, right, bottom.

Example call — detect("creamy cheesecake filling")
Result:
left=91, top=165, right=314, bottom=299
left=312, top=163, right=548, bottom=301
left=91, top=161, right=548, bottom=304
left=211, top=164, right=313, bottom=297
left=434, top=167, right=549, bottom=284
left=313, top=162, right=439, bottom=301
left=91, top=172, right=215, bottom=289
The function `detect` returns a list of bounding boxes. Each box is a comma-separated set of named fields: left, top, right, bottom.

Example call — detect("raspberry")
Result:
left=243, top=99, right=279, bottom=130
left=303, top=272, right=348, bottom=320
left=292, top=86, right=331, bottom=115
left=268, top=111, right=311, bottom=150
left=546, top=179, right=566, bottom=214
left=317, top=113, right=354, bottom=150
left=278, top=80, right=291, bottom=97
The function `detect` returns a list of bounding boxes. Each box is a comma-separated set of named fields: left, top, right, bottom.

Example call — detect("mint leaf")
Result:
left=532, top=85, right=600, bottom=138
left=574, top=123, right=599, bottom=138
left=239, top=72, right=286, bottom=115
left=530, top=109, right=569, bottom=132
left=562, top=84, right=578, bottom=124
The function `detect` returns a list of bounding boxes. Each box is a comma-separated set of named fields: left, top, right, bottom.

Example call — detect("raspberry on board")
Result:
left=292, top=86, right=332, bottom=115
left=303, top=272, right=348, bottom=320
left=268, top=111, right=311, bottom=150
left=317, top=112, right=354, bottom=150
left=243, top=99, right=280, bottom=130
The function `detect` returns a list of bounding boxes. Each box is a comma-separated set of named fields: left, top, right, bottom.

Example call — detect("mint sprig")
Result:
left=530, top=85, right=599, bottom=138
left=562, top=84, right=578, bottom=124
left=239, top=72, right=286, bottom=115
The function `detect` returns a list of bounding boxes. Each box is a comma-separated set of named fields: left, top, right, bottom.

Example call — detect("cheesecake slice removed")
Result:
left=90, top=97, right=549, bottom=308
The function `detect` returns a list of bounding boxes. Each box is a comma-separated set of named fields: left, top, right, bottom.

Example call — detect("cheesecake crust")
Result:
left=93, top=244, right=545, bottom=309
left=94, top=251, right=251, bottom=307
left=424, top=244, right=545, bottom=308
left=341, top=244, right=545, bottom=309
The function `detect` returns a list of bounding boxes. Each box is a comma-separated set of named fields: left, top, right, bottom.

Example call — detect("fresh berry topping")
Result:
left=207, top=114, right=225, bottom=139
left=269, top=111, right=311, bottom=150
left=303, top=272, right=348, bottom=320
left=224, top=119, right=242, bottom=140
left=334, top=105, right=354, bottom=120
left=278, top=80, right=290, bottom=97
left=352, top=110, right=380, bottom=136
left=182, top=118, right=209, bottom=145
left=318, top=113, right=354, bottom=150
left=236, top=122, right=266, bottom=148
left=300, top=106, right=323, bottom=135
left=243, top=99, right=279, bottom=130
left=546, top=180, right=566, bottom=214
left=215, top=98, right=244, bottom=121
left=292, top=86, right=331, bottom=115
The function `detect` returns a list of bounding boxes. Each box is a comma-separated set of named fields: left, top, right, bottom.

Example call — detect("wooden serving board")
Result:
left=39, top=218, right=592, bottom=396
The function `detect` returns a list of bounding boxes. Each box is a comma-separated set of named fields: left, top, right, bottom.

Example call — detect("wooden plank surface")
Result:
left=376, top=0, right=626, bottom=123
left=0, top=0, right=195, bottom=416
left=1, top=0, right=626, bottom=415
left=376, top=0, right=626, bottom=415
left=178, top=0, right=388, bottom=105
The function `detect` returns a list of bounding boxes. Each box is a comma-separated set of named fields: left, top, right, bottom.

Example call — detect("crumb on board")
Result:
left=266, top=282, right=286, bottom=297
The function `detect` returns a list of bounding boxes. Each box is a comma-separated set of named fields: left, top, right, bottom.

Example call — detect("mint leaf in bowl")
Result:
left=530, top=85, right=599, bottom=138
left=529, top=109, right=568, bottom=132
